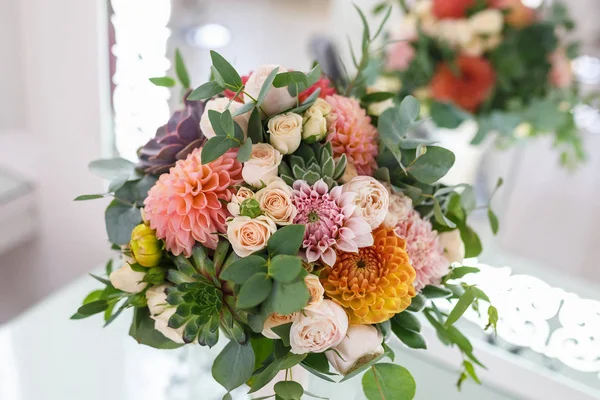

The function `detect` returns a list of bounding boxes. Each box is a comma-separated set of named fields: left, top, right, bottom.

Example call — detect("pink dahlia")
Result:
left=144, top=148, right=243, bottom=257
left=299, top=77, right=337, bottom=103
left=326, top=95, right=379, bottom=176
left=394, top=211, right=450, bottom=291
left=292, top=179, right=373, bottom=266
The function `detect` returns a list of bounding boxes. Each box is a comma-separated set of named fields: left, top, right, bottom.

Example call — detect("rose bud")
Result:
left=438, top=229, right=466, bottom=264
left=326, top=325, right=384, bottom=375
left=302, top=99, right=330, bottom=143
left=130, top=223, right=163, bottom=267
left=109, top=263, right=147, bottom=294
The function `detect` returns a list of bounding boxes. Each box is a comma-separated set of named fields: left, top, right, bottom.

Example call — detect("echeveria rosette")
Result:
left=138, top=97, right=206, bottom=175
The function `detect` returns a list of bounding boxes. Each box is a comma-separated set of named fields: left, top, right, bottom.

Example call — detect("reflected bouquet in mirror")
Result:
left=73, top=8, right=500, bottom=400
left=376, top=0, right=597, bottom=166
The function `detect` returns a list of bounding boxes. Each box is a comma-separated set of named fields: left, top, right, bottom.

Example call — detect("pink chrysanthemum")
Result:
left=326, top=95, right=379, bottom=176
left=292, top=179, right=373, bottom=266
left=144, top=148, right=243, bottom=257
left=394, top=211, right=450, bottom=291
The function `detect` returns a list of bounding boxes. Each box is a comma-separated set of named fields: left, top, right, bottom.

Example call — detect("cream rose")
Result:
left=227, top=187, right=255, bottom=216
left=109, top=263, right=147, bottom=294
left=242, top=143, right=283, bottom=188
left=200, top=97, right=250, bottom=139
left=439, top=229, right=466, bottom=264
left=146, top=284, right=185, bottom=344
left=227, top=215, right=277, bottom=257
left=245, top=65, right=295, bottom=116
left=326, top=325, right=384, bottom=376
left=304, top=274, right=325, bottom=310
left=383, top=187, right=413, bottom=229
left=254, top=178, right=297, bottom=225
left=343, top=176, right=390, bottom=229
left=469, top=9, right=504, bottom=36
left=289, top=300, right=349, bottom=354
left=262, top=312, right=298, bottom=339
left=268, top=112, right=302, bottom=155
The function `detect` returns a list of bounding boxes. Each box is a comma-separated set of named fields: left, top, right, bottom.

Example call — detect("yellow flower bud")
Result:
left=130, top=224, right=162, bottom=267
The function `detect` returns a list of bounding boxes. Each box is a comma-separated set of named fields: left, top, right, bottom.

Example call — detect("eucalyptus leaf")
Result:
left=210, top=51, right=242, bottom=88
left=220, top=255, right=267, bottom=284
left=445, top=287, right=477, bottom=328
left=74, top=194, right=106, bottom=201
left=105, top=200, right=142, bottom=245
left=149, top=76, right=176, bottom=87
left=188, top=81, right=224, bottom=100
left=201, top=136, right=234, bottom=164
left=247, top=108, right=263, bottom=143
left=257, top=67, right=279, bottom=107
left=212, top=341, right=255, bottom=392
left=269, top=255, right=303, bottom=283
left=274, top=381, right=304, bottom=400
left=175, top=49, right=191, bottom=89
left=391, top=324, right=427, bottom=349
left=237, top=139, right=253, bottom=163
left=362, top=364, right=416, bottom=400
left=267, top=225, right=306, bottom=256
left=237, top=273, right=272, bottom=309
left=89, top=157, right=136, bottom=181
left=488, top=208, right=499, bottom=235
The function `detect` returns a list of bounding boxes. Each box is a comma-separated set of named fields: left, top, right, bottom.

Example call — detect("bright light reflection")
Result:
left=523, top=0, right=544, bottom=8
left=573, top=55, right=600, bottom=85
left=187, top=23, right=232, bottom=49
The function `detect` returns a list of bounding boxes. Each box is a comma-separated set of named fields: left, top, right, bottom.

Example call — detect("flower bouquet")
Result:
left=73, top=10, right=500, bottom=400
left=376, top=0, right=591, bottom=166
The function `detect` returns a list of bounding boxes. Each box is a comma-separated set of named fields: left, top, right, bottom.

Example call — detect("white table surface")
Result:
left=1, top=271, right=598, bottom=400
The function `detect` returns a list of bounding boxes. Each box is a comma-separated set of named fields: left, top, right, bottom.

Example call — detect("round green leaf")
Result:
left=105, top=200, right=142, bottom=245
left=237, top=138, right=253, bottom=162
left=269, top=255, right=302, bottom=283
left=220, top=255, right=267, bottom=284
left=89, top=157, right=135, bottom=180
left=274, top=381, right=304, bottom=400
left=236, top=273, right=272, bottom=309
left=212, top=341, right=255, bottom=392
left=267, top=225, right=306, bottom=256
left=362, top=364, right=416, bottom=400
left=269, top=279, right=310, bottom=315
left=201, top=136, right=234, bottom=164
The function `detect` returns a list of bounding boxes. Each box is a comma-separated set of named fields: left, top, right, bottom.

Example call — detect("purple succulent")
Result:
left=137, top=98, right=206, bottom=175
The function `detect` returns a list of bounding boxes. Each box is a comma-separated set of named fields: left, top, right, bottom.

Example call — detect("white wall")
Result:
left=0, top=0, right=26, bottom=130
left=0, top=0, right=113, bottom=322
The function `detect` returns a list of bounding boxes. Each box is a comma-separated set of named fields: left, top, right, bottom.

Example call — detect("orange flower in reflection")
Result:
left=431, top=55, right=496, bottom=112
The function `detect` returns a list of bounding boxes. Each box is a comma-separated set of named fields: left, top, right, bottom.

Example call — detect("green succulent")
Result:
left=164, top=240, right=246, bottom=347
left=278, top=142, right=347, bottom=188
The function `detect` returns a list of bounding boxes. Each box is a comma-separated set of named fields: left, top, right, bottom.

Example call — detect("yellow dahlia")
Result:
left=320, top=227, right=416, bottom=325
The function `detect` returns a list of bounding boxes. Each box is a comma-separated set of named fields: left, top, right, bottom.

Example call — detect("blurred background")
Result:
left=0, top=0, right=599, bottom=399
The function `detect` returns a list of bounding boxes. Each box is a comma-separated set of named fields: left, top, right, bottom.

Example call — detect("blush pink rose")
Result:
left=289, top=300, right=349, bottom=354
left=386, top=40, right=416, bottom=71
left=549, top=49, right=573, bottom=89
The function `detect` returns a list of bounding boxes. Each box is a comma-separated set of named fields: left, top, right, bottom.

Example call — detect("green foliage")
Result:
left=445, top=287, right=477, bottom=328
left=267, top=224, right=305, bottom=256
left=269, top=255, right=303, bottom=283
left=212, top=341, right=255, bottom=393
left=210, top=50, right=242, bottom=89
left=237, top=273, right=272, bottom=308
left=149, top=76, right=176, bottom=87
left=248, top=352, right=306, bottom=393
left=174, top=49, right=191, bottom=89
left=220, top=255, right=267, bottom=284
left=362, top=364, right=416, bottom=400
left=187, top=81, right=224, bottom=100
left=237, top=138, right=253, bottom=163
left=274, top=381, right=304, bottom=400
left=104, top=200, right=142, bottom=245
left=430, top=102, right=470, bottom=129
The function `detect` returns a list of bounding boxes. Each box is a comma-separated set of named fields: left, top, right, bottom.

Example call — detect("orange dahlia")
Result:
left=320, top=227, right=416, bottom=325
